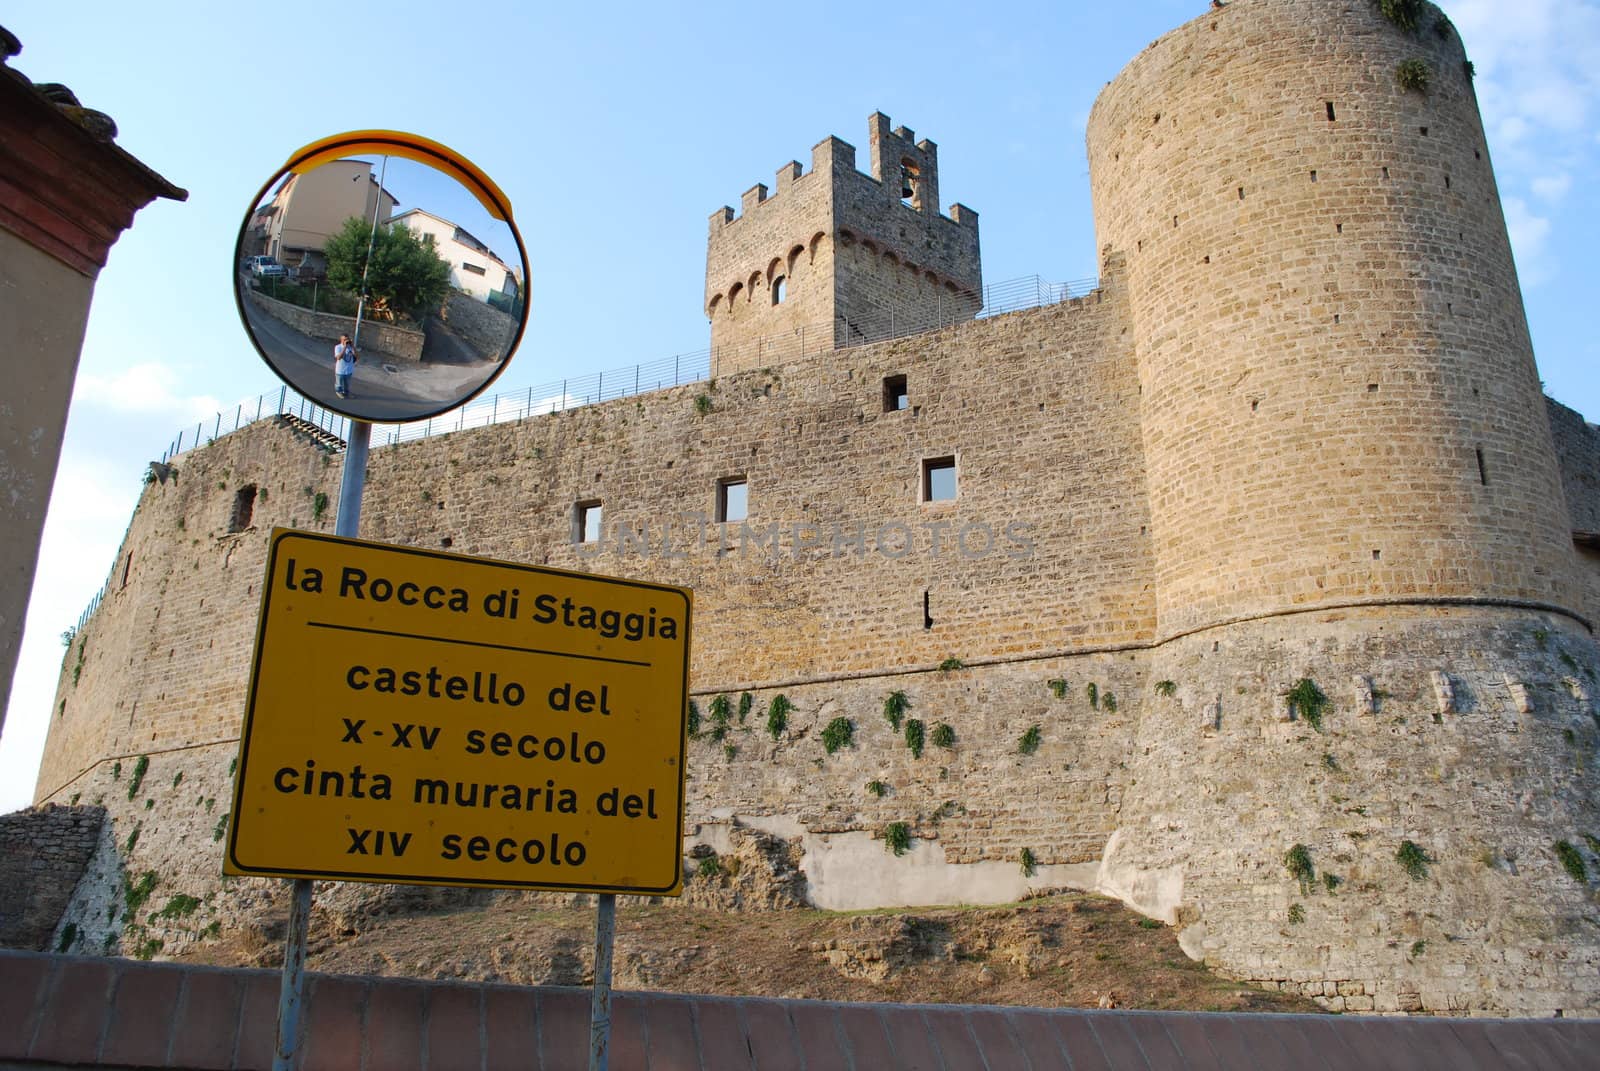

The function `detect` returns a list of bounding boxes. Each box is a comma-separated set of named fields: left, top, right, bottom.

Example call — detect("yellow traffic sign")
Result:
left=224, top=528, right=691, bottom=894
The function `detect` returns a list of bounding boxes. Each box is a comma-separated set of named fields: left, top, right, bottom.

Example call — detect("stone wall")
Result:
left=24, top=0, right=1600, bottom=1018
left=1547, top=398, right=1600, bottom=628
left=441, top=290, right=518, bottom=362
left=0, top=804, right=104, bottom=951
left=1110, top=604, right=1600, bottom=1017
left=1549, top=398, right=1600, bottom=536
left=244, top=287, right=425, bottom=362
left=1087, top=0, right=1581, bottom=637
left=706, top=116, right=981, bottom=372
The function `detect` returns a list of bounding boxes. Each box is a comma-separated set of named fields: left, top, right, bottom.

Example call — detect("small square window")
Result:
left=883, top=374, right=908, bottom=412
left=922, top=457, right=956, bottom=502
left=717, top=478, right=748, bottom=523
left=573, top=500, right=602, bottom=543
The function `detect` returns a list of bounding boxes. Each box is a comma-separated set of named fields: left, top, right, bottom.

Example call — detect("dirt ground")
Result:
left=181, top=889, right=1320, bottom=1014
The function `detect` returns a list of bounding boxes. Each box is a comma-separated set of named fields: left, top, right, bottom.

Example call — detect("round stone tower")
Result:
left=1088, top=0, right=1600, bottom=1016
left=1087, top=0, right=1582, bottom=638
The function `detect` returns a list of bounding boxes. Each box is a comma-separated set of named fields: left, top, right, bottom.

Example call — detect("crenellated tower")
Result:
left=705, top=112, right=981, bottom=374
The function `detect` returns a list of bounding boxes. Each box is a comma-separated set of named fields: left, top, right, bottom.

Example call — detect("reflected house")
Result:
left=388, top=208, right=521, bottom=310
left=257, top=159, right=397, bottom=276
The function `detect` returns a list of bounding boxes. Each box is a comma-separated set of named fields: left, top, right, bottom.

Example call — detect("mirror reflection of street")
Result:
left=234, top=146, right=528, bottom=422
left=239, top=277, right=497, bottom=421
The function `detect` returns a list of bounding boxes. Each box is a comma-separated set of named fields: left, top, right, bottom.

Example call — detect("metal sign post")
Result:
left=590, top=893, right=616, bottom=1071
left=272, top=419, right=371, bottom=1071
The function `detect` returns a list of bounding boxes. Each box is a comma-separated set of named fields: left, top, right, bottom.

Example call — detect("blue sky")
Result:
left=3, top=0, right=1598, bottom=809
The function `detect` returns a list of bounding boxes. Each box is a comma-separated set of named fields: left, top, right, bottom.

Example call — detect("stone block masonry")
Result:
left=0, top=805, right=104, bottom=951
left=22, top=0, right=1600, bottom=1019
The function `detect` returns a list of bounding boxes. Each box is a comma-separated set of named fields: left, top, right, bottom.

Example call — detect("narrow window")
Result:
left=923, top=590, right=933, bottom=630
left=229, top=485, right=257, bottom=533
left=922, top=456, right=957, bottom=502
left=771, top=276, right=786, bottom=304
left=883, top=374, right=909, bottom=412
left=1475, top=447, right=1488, bottom=486
left=462, top=262, right=487, bottom=275
left=573, top=500, right=603, bottom=543
left=1310, top=170, right=1318, bottom=183
left=121, top=552, right=133, bottom=590
left=716, top=478, right=748, bottom=523
left=1326, top=102, right=1337, bottom=121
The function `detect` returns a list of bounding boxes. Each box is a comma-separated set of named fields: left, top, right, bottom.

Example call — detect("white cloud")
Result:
left=74, top=362, right=228, bottom=423
left=1451, top=0, right=1600, bottom=286
left=1530, top=173, right=1571, bottom=201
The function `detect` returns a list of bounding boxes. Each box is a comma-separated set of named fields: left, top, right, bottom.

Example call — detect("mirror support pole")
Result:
left=272, top=418, right=372, bottom=1070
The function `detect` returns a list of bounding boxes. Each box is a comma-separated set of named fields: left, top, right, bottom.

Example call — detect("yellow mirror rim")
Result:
left=283, top=130, right=514, bottom=222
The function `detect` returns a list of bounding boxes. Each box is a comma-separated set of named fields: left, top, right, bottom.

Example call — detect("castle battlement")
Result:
left=705, top=114, right=981, bottom=375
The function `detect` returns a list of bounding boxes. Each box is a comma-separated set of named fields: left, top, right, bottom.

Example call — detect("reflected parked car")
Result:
left=248, top=255, right=286, bottom=278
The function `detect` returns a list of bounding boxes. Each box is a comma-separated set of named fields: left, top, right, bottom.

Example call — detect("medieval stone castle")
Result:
left=25, top=0, right=1600, bottom=1016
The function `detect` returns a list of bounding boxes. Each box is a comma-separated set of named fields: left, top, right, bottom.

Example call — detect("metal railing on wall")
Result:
left=157, top=272, right=1100, bottom=465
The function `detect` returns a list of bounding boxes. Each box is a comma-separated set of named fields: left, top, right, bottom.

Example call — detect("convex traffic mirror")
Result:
left=233, top=131, right=529, bottom=423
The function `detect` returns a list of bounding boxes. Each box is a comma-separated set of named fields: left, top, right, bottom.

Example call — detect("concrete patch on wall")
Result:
left=1094, top=829, right=1184, bottom=925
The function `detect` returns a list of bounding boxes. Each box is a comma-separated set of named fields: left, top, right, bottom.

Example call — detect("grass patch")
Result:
left=1396, top=839, right=1432, bottom=881
left=904, top=718, right=926, bottom=759
left=821, top=717, right=855, bottom=755
left=1287, top=903, right=1306, bottom=925
left=152, top=894, right=202, bottom=921
left=122, top=870, right=159, bottom=917
left=1284, top=844, right=1315, bottom=893
left=1377, top=0, right=1425, bottom=33
left=1287, top=679, right=1328, bottom=731
left=766, top=695, right=792, bottom=741
left=1047, top=678, right=1068, bottom=699
left=866, top=780, right=888, bottom=798
left=1554, top=840, right=1588, bottom=883
left=938, top=657, right=965, bottom=673
left=1018, top=724, right=1042, bottom=755
left=884, top=822, right=911, bottom=857
left=1086, top=683, right=1099, bottom=709
left=883, top=690, right=909, bottom=731
left=127, top=755, right=150, bottom=800
left=1021, top=847, right=1037, bottom=877
left=1396, top=58, right=1432, bottom=93
left=931, top=722, right=955, bottom=749
left=1155, top=680, right=1177, bottom=698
